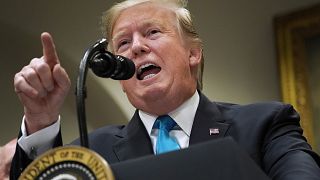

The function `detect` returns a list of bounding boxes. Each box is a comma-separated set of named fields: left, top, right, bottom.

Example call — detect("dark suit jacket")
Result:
left=11, top=92, right=320, bottom=180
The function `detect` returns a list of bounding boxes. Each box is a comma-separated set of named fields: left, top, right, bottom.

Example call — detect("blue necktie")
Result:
left=153, top=115, right=180, bottom=154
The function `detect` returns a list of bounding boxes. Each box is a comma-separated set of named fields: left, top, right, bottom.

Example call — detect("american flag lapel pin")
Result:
left=209, top=128, right=220, bottom=135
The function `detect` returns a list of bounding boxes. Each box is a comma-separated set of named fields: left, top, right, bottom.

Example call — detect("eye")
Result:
left=118, top=40, right=128, bottom=47
left=147, top=28, right=161, bottom=38
left=149, top=29, right=160, bottom=35
left=116, top=39, right=130, bottom=51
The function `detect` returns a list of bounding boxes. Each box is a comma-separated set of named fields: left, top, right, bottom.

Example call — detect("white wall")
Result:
left=0, top=0, right=319, bottom=145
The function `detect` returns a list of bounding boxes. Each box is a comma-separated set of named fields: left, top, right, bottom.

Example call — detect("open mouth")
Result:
left=137, top=63, right=161, bottom=80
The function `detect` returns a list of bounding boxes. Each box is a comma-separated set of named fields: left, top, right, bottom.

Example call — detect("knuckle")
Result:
left=30, top=59, right=47, bottom=71
left=23, top=69, right=37, bottom=81
left=13, top=79, right=25, bottom=94
left=13, top=75, right=23, bottom=87
left=14, top=72, right=21, bottom=80
left=35, top=63, right=50, bottom=74
left=30, top=57, right=43, bottom=64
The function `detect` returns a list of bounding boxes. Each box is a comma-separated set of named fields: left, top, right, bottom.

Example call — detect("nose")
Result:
left=131, top=33, right=150, bottom=58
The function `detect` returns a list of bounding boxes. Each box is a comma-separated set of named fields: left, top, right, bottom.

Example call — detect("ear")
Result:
left=189, top=46, right=202, bottom=67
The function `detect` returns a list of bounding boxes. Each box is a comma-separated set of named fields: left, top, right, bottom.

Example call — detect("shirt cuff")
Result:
left=18, top=116, right=60, bottom=159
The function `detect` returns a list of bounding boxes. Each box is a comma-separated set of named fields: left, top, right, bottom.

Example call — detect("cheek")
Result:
left=120, top=80, right=129, bottom=92
left=117, top=51, right=133, bottom=60
left=120, top=78, right=136, bottom=92
left=170, top=53, right=190, bottom=71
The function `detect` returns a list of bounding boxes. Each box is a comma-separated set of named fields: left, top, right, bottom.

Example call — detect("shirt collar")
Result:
left=139, top=91, right=200, bottom=137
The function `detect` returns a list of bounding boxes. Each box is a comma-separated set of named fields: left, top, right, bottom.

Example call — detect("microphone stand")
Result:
left=75, top=39, right=107, bottom=148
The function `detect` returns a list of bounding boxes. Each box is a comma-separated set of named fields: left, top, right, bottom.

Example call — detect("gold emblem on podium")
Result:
left=19, top=146, right=115, bottom=180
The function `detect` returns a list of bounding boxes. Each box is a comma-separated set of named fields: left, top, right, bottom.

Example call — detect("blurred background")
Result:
left=0, top=0, right=319, bottom=150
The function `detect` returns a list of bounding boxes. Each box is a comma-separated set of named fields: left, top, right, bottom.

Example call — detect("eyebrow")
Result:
left=112, top=31, right=128, bottom=44
left=112, top=19, right=166, bottom=42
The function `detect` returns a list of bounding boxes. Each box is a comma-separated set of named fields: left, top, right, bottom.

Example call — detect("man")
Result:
left=11, top=0, right=320, bottom=179
left=0, top=139, right=17, bottom=180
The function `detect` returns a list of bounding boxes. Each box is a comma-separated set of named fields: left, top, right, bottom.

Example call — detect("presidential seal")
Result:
left=18, top=146, right=115, bottom=180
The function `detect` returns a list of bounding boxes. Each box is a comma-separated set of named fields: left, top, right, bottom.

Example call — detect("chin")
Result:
left=136, top=83, right=169, bottom=102
left=144, top=85, right=167, bottom=99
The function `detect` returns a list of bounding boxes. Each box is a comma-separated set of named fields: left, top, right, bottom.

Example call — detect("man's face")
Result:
left=111, top=2, right=201, bottom=115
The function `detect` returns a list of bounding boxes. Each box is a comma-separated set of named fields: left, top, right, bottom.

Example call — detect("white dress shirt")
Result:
left=139, top=91, right=200, bottom=154
left=18, top=117, right=60, bottom=158
left=18, top=91, right=200, bottom=158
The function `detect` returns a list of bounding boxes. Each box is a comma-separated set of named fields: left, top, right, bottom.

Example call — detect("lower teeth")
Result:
left=143, top=74, right=156, bottom=80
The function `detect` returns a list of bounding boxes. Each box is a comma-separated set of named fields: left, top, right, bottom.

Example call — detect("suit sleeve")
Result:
left=9, top=130, right=63, bottom=180
left=262, top=104, right=320, bottom=180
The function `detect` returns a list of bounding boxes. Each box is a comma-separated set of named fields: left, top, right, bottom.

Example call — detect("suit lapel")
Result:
left=113, top=111, right=154, bottom=162
left=112, top=92, right=231, bottom=161
left=190, top=92, right=230, bottom=145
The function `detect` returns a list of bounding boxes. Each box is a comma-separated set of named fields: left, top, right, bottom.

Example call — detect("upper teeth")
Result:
left=138, top=63, right=157, bottom=74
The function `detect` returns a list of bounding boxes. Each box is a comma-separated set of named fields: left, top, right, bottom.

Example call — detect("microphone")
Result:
left=88, top=39, right=135, bottom=80
left=76, top=39, right=135, bottom=148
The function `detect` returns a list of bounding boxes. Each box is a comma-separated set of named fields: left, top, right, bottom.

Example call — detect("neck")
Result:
left=140, top=89, right=197, bottom=116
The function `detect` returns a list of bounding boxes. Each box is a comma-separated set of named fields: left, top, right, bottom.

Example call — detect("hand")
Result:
left=0, top=138, right=17, bottom=180
left=14, top=32, right=71, bottom=134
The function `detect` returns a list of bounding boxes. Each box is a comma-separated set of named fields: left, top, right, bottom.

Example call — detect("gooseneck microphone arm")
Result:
left=76, top=39, right=135, bottom=148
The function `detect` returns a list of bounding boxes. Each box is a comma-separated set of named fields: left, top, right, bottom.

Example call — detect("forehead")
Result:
left=112, top=2, right=177, bottom=34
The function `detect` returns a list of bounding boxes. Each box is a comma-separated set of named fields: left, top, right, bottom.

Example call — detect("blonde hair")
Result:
left=102, top=0, right=204, bottom=90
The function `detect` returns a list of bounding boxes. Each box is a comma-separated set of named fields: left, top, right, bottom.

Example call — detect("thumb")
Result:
left=52, top=64, right=71, bottom=92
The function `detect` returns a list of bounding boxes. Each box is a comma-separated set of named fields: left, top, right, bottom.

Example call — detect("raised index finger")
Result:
left=41, top=32, right=60, bottom=68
